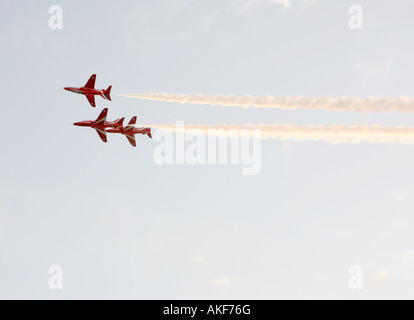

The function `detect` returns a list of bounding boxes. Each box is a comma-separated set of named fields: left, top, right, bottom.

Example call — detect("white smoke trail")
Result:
left=116, top=93, right=414, bottom=113
left=143, top=123, right=414, bottom=144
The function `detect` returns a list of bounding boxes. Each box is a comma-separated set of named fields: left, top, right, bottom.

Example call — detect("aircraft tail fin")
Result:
left=115, top=117, right=124, bottom=127
left=147, top=129, right=152, bottom=139
left=103, top=85, right=112, bottom=101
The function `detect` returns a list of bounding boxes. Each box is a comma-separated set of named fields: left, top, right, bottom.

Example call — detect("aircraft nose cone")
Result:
left=73, top=122, right=82, bottom=126
left=64, top=87, right=70, bottom=91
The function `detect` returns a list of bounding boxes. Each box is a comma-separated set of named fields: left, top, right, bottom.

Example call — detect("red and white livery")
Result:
left=107, top=117, right=152, bottom=147
left=64, top=74, right=112, bottom=108
left=73, top=108, right=124, bottom=143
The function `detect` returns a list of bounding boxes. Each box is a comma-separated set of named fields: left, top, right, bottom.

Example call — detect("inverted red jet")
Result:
left=64, top=74, right=112, bottom=107
left=107, top=117, right=152, bottom=147
left=73, top=108, right=124, bottom=143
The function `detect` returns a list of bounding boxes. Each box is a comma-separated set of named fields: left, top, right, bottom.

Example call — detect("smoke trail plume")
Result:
left=116, top=93, right=414, bottom=113
left=144, top=123, right=414, bottom=144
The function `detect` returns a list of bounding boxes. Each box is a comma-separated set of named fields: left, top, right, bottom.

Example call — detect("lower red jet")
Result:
left=73, top=108, right=124, bottom=143
left=64, top=74, right=112, bottom=107
left=107, top=117, right=152, bottom=147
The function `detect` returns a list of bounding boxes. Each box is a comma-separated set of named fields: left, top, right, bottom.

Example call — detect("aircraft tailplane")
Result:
left=103, top=86, right=112, bottom=101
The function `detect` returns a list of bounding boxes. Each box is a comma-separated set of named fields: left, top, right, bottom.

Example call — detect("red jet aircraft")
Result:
left=73, top=108, right=124, bottom=143
left=64, top=74, right=112, bottom=107
left=107, top=117, right=152, bottom=147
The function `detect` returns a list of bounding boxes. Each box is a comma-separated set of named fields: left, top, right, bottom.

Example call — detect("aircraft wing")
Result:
left=85, top=95, right=96, bottom=107
left=95, top=128, right=108, bottom=143
left=125, top=134, right=136, bottom=147
left=84, top=74, right=96, bottom=89
left=93, top=108, right=108, bottom=126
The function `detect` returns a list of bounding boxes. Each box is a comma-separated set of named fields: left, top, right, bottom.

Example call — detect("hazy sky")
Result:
left=2, top=0, right=414, bottom=299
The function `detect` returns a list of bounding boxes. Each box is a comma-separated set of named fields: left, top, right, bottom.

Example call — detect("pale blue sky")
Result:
left=1, top=0, right=414, bottom=299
